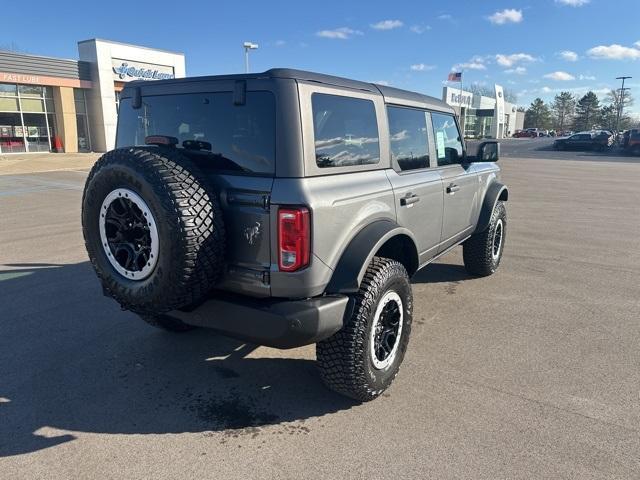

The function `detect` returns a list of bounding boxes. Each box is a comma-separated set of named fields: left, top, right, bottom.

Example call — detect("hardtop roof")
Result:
left=125, top=68, right=452, bottom=112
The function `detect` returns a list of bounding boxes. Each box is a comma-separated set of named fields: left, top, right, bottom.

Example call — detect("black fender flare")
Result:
left=325, top=220, right=419, bottom=294
left=475, top=182, right=509, bottom=234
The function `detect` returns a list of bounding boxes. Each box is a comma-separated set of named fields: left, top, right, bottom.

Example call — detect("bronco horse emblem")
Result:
left=244, top=222, right=262, bottom=245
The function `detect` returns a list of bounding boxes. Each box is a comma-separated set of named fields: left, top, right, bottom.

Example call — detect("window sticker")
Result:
left=436, top=131, right=446, bottom=159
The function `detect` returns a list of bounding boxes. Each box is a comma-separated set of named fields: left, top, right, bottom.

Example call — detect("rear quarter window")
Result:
left=311, top=93, right=380, bottom=168
left=116, top=91, right=275, bottom=174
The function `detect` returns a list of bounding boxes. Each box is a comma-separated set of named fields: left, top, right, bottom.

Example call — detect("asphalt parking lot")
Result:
left=1, top=139, right=639, bottom=479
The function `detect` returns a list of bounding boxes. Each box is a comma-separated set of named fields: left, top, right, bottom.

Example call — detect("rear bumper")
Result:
left=168, top=294, right=350, bottom=349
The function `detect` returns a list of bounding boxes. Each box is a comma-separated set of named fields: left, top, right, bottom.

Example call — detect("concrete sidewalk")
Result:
left=0, top=153, right=100, bottom=176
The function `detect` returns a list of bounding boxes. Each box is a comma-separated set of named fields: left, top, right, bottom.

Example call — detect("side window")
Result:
left=431, top=112, right=464, bottom=166
left=312, top=93, right=380, bottom=168
left=387, top=106, right=429, bottom=171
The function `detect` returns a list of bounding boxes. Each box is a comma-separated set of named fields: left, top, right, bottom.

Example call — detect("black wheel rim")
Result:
left=104, top=197, right=152, bottom=272
left=370, top=291, right=404, bottom=369
left=99, top=188, right=159, bottom=280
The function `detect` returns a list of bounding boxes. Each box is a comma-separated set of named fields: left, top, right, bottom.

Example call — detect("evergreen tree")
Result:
left=524, top=98, right=552, bottom=129
left=574, top=92, right=601, bottom=131
left=551, top=92, right=576, bottom=131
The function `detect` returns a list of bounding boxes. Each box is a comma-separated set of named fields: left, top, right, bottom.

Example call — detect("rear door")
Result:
left=116, top=81, right=277, bottom=297
left=431, top=111, right=479, bottom=251
left=385, top=105, right=443, bottom=263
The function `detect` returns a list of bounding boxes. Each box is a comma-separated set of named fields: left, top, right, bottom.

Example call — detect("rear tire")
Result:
left=82, top=147, right=225, bottom=315
left=317, top=257, right=413, bottom=401
left=463, top=201, right=507, bottom=276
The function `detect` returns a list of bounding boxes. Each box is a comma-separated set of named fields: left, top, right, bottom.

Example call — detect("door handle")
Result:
left=446, top=183, right=460, bottom=194
left=400, top=194, right=420, bottom=207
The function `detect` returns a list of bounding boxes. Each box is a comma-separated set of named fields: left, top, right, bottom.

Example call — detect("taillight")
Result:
left=278, top=207, right=310, bottom=272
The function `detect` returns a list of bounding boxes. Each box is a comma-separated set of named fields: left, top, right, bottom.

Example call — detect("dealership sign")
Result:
left=112, top=59, right=175, bottom=82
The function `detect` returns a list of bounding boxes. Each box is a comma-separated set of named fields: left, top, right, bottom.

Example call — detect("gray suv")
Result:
left=81, top=69, right=508, bottom=401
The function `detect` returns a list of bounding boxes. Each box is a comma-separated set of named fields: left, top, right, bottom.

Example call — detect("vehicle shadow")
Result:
left=411, top=262, right=474, bottom=284
left=0, top=263, right=358, bottom=458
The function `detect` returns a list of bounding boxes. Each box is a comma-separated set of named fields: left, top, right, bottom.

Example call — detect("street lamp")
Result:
left=243, top=42, right=259, bottom=73
left=615, top=76, right=632, bottom=137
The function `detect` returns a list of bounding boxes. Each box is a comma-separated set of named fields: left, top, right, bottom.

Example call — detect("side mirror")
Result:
left=476, top=141, right=500, bottom=162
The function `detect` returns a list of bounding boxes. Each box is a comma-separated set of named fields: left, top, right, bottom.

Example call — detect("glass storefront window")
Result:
left=0, top=83, right=58, bottom=153
left=22, top=113, right=50, bottom=152
left=0, top=97, right=19, bottom=111
left=74, top=89, right=91, bottom=152
left=0, top=112, right=26, bottom=153
left=74, top=89, right=87, bottom=113
left=0, top=83, right=18, bottom=96
left=21, top=98, right=45, bottom=113
left=18, top=85, right=44, bottom=97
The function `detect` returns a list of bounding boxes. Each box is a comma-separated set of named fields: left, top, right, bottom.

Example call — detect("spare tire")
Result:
left=82, top=147, right=225, bottom=314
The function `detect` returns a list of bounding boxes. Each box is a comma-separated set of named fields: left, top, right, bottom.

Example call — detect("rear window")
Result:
left=116, top=91, right=275, bottom=174
left=311, top=93, right=380, bottom=168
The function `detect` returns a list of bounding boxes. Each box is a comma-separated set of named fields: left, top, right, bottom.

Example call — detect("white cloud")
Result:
left=544, top=71, right=575, bottom=81
left=371, top=20, right=403, bottom=30
left=410, top=63, right=436, bottom=71
left=437, top=14, right=452, bottom=21
left=488, top=9, right=523, bottom=25
left=410, top=24, right=431, bottom=34
left=542, top=86, right=553, bottom=93
left=558, top=50, right=579, bottom=61
left=452, top=61, right=486, bottom=71
left=316, top=27, right=363, bottom=40
left=587, top=43, right=640, bottom=60
left=496, top=53, right=536, bottom=67
left=505, top=66, right=527, bottom=75
left=274, top=40, right=286, bottom=47
left=578, top=74, right=596, bottom=80
left=555, top=0, right=589, bottom=6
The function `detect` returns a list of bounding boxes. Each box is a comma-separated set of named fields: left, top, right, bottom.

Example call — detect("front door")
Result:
left=430, top=111, right=479, bottom=251
left=385, top=105, right=443, bottom=263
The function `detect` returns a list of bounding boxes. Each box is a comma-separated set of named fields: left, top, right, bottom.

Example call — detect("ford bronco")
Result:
left=81, top=69, right=508, bottom=401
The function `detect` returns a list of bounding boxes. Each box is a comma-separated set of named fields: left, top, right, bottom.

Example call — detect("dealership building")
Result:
left=0, top=39, right=185, bottom=154
left=442, top=86, right=524, bottom=139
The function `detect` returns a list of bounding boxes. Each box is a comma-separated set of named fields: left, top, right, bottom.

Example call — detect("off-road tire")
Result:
left=463, top=201, right=506, bottom=276
left=317, top=257, right=413, bottom=402
left=139, top=314, right=196, bottom=332
left=82, top=147, right=225, bottom=314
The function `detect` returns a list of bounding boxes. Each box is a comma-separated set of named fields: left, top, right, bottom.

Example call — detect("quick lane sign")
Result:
left=112, top=60, right=175, bottom=82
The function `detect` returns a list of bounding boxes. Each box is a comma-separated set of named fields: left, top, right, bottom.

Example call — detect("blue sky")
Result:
left=3, top=0, right=639, bottom=115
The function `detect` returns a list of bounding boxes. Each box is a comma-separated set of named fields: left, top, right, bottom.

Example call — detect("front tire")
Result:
left=317, top=257, right=413, bottom=401
left=463, top=201, right=507, bottom=276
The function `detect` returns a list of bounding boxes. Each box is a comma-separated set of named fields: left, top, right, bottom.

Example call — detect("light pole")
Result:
left=243, top=42, right=258, bottom=73
left=615, top=76, right=632, bottom=137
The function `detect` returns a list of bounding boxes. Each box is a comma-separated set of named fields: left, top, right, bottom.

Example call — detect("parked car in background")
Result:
left=513, top=129, right=537, bottom=138
left=622, top=129, right=640, bottom=156
left=553, top=131, right=612, bottom=151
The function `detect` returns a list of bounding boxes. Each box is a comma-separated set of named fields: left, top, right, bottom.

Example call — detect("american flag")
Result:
left=447, top=72, right=462, bottom=82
